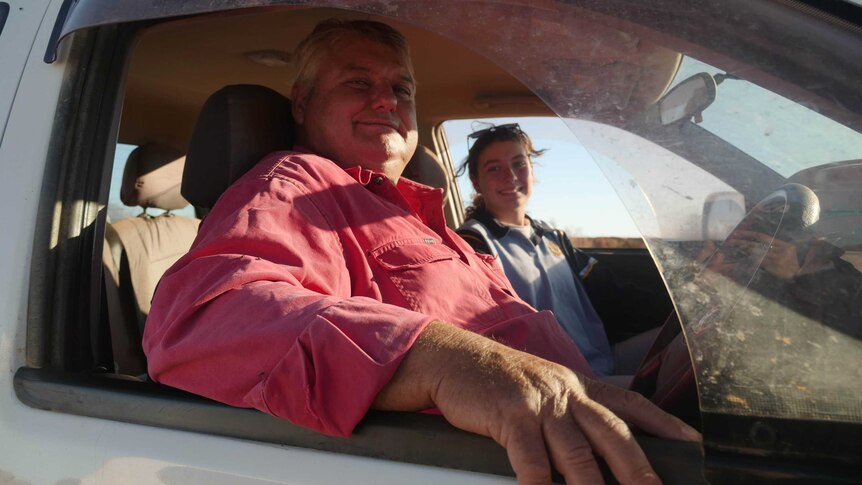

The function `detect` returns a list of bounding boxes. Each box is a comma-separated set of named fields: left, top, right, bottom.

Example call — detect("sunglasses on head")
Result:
left=467, top=123, right=524, bottom=149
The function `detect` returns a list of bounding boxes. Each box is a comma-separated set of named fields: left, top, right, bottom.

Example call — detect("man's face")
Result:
left=292, top=38, right=418, bottom=181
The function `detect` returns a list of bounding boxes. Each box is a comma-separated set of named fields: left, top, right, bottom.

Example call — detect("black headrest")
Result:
left=183, top=84, right=295, bottom=209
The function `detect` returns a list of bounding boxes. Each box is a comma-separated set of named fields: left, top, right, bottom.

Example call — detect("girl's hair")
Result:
left=458, top=124, right=546, bottom=219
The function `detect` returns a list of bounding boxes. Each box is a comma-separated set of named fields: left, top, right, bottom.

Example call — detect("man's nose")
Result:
left=371, top=84, right=397, bottom=112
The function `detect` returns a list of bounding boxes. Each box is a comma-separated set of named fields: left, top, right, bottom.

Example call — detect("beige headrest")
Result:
left=404, top=145, right=448, bottom=197
left=120, top=144, right=190, bottom=211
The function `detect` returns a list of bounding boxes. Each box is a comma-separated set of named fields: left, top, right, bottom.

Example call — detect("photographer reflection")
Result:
left=701, top=194, right=862, bottom=336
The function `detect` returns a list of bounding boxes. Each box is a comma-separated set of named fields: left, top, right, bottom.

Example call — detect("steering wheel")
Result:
left=628, top=184, right=820, bottom=423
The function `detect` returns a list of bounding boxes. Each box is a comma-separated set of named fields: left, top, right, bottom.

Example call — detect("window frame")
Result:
left=11, top=10, right=710, bottom=482
left=0, top=3, right=9, bottom=38
left=17, top=1, right=862, bottom=481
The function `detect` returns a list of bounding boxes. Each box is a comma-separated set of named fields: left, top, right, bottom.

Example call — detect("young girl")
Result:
left=456, top=124, right=657, bottom=379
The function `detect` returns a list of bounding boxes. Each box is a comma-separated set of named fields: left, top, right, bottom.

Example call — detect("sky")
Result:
left=442, top=57, right=862, bottom=238
left=443, top=117, right=641, bottom=237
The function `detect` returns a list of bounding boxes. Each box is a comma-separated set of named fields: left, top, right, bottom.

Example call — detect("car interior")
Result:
left=103, top=143, right=200, bottom=376
left=101, top=5, right=679, bottom=381
left=57, top=4, right=683, bottom=476
left=16, top=1, right=862, bottom=482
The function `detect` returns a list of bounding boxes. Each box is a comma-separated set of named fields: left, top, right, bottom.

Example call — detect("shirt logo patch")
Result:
left=547, top=240, right=563, bottom=256
left=423, top=238, right=436, bottom=244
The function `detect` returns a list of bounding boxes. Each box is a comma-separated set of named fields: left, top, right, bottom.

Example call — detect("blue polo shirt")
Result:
left=459, top=214, right=614, bottom=376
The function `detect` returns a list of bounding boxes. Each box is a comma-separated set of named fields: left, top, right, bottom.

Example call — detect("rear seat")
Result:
left=103, top=144, right=200, bottom=375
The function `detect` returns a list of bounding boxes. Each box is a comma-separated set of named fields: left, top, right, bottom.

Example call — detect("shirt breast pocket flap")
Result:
left=371, top=239, right=458, bottom=271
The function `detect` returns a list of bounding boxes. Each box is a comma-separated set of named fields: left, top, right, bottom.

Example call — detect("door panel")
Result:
left=582, top=247, right=673, bottom=344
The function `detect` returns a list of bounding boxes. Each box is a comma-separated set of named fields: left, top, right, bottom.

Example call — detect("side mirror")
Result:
left=659, top=73, right=717, bottom=125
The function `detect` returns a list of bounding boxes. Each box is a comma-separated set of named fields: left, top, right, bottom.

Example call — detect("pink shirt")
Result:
left=143, top=150, right=592, bottom=437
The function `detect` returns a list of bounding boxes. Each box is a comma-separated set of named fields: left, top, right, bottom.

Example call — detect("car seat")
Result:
left=103, top=144, right=200, bottom=375
left=402, top=144, right=449, bottom=202
left=183, top=85, right=295, bottom=209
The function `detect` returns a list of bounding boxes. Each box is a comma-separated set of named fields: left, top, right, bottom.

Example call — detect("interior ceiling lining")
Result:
left=119, top=6, right=543, bottom=147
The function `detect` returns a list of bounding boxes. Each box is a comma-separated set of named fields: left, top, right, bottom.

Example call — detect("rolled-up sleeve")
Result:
left=143, top=161, right=433, bottom=437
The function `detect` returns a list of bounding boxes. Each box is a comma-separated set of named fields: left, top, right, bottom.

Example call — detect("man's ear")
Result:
left=470, top=175, right=480, bottom=193
left=291, top=85, right=307, bottom=125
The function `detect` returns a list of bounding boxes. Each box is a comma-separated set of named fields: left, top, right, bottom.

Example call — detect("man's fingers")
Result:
left=569, top=397, right=661, bottom=485
left=586, top=380, right=702, bottom=443
left=542, top=415, right=604, bottom=485
left=502, top=423, right=554, bottom=485
left=732, top=229, right=773, bottom=243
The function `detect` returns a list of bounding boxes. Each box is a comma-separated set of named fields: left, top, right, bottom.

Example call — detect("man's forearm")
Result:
left=371, top=319, right=701, bottom=485
left=372, top=320, right=474, bottom=412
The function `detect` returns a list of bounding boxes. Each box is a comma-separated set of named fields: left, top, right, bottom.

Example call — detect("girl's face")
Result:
left=471, top=140, right=534, bottom=225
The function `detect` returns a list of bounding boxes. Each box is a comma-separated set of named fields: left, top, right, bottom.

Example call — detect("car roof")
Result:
left=55, top=0, right=862, bottom=152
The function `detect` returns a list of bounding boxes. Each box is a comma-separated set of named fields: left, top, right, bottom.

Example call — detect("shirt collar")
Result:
left=291, top=145, right=444, bottom=213
left=342, top=165, right=377, bottom=186
left=471, top=205, right=509, bottom=238
left=471, top=205, right=548, bottom=243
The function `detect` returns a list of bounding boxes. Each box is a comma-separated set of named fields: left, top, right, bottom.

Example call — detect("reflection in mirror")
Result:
left=659, top=73, right=717, bottom=125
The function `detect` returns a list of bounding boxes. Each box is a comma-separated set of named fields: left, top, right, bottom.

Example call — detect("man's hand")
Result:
left=720, top=229, right=801, bottom=279
left=373, top=321, right=701, bottom=484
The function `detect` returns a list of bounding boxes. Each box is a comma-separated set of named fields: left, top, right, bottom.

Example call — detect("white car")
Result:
left=2, top=1, right=860, bottom=483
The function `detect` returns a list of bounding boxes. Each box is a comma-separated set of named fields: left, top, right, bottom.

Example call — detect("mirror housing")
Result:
left=659, top=72, right=717, bottom=125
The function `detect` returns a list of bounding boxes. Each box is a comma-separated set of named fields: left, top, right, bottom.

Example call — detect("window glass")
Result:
left=560, top=118, right=744, bottom=242
left=555, top=56, right=862, bottom=425
left=422, top=2, right=862, bottom=427
left=102, top=2, right=860, bottom=427
left=669, top=57, right=862, bottom=177
left=445, top=116, right=743, bottom=243
left=51, top=0, right=861, bottom=452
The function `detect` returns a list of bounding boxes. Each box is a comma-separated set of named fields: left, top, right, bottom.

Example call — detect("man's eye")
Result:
left=513, top=161, right=527, bottom=169
left=347, top=79, right=371, bottom=89
left=395, top=85, right=413, bottom=98
left=486, top=165, right=500, bottom=173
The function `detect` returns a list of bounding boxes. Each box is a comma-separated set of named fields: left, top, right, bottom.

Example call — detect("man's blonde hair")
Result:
left=292, top=19, right=414, bottom=94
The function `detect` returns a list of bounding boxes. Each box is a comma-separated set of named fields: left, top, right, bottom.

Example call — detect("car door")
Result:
left=6, top=1, right=861, bottom=484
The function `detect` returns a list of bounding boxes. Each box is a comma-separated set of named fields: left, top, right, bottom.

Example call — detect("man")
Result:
left=144, top=19, right=699, bottom=485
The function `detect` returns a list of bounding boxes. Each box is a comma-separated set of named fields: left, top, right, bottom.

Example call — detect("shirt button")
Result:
left=373, top=176, right=384, bottom=185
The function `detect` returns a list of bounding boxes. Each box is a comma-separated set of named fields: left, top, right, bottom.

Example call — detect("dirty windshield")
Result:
left=430, top=5, right=862, bottom=425
left=555, top=44, right=862, bottom=424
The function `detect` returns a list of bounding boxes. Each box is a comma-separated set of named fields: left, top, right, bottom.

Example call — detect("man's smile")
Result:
left=355, top=117, right=402, bottom=135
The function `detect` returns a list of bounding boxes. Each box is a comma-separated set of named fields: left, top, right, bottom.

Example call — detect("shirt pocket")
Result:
left=369, top=238, right=503, bottom=325
left=370, top=238, right=458, bottom=270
